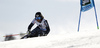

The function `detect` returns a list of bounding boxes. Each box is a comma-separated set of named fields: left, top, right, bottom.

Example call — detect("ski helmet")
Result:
left=35, top=12, right=44, bottom=20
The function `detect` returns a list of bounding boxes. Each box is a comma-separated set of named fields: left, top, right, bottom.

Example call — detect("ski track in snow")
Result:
left=0, top=30, right=100, bottom=48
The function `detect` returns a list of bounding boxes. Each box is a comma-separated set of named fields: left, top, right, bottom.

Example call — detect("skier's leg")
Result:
left=30, top=27, right=45, bottom=37
left=21, top=27, right=43, bottom=39
left=27, top=26, right=43, bottom=37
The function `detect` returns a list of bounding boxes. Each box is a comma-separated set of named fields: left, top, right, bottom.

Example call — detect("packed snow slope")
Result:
left=0, top=30, right=100, bottom=48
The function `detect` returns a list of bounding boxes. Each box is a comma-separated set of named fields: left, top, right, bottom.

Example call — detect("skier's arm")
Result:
left=28, top=23, right=34, bottom=31
left=44, top=20, right=50, bottom=34
left=28, top=19, right=35, bottom=31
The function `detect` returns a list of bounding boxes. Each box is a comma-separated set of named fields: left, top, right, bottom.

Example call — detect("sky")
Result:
left=0, top=0, right=100, bottom=41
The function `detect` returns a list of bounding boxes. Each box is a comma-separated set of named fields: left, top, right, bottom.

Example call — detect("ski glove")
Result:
left=27, top=30, right=31, bottom=35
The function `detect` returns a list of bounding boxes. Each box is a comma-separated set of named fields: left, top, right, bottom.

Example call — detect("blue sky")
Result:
left=0, top=0, right=100, bottom=41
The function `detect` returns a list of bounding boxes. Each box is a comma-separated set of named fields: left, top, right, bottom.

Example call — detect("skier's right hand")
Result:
left=28, top=29, right=31, bottom=32
left=27, top=30, right=31, bottom=35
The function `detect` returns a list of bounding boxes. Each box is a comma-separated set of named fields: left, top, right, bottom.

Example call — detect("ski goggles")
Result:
left=35, top=17, right=41, bottom=20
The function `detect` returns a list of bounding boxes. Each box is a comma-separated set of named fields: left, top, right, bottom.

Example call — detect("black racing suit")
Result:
left=21, top=18, right=50, bottom=38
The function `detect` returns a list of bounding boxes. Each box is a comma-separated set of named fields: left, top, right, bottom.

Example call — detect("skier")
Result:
left=21, top=12, right=50, bottom=39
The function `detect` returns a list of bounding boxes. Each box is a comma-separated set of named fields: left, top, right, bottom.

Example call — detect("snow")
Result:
left=0, top=0, right=100, bottom=48
left=0, top=30, right=100, bottom=48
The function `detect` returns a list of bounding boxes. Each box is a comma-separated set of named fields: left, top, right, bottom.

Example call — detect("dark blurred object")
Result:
left=4, top=34, right=15, bottom=41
